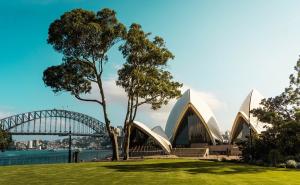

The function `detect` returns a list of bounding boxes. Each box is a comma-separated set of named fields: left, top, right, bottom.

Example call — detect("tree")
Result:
left=0, top=128, right=12, bottom=152
left=241, top=58, right=300, bottom=163
left=43, top=8, right=126, bottom=160
left=117, top=24, right=182, bottom=160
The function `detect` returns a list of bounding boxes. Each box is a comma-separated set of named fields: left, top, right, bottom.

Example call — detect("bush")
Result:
left=230, top=159, right=242, bottom=163
left=294, top=154, right=300, bottom=162
left=220, top=157, right=227, bottom=162
left=284, top=155, right=296, bottom=161
left=286, top=160, right=297, bottom=168
left=268, top=149, right=282, bottom=166
left=296, top=163, right=300, bottom=169
left=276, top=163, right=286, bottom=168
left=254, top=160, right=265, bottom=166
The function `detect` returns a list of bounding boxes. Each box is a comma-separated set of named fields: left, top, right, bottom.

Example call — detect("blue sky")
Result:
left=1, top=0, right=300, bottom=137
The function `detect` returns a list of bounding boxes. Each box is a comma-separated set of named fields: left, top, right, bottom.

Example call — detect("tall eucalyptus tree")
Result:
left=43, top=8, right=126, bottom=160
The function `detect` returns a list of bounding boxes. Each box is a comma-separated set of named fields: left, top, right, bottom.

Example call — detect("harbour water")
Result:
left=0, top=149, right=112, bottom=166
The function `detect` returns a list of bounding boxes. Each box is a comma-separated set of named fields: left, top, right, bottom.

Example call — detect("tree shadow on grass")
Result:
left=103, top=160, right=292, bottom=175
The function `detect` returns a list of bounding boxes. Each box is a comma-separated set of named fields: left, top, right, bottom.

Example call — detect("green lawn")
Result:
left=0, top=159, right=299, bottom=185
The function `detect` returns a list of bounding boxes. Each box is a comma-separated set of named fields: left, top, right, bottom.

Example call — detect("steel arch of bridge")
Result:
left=0, top=109, right=107, bottom=137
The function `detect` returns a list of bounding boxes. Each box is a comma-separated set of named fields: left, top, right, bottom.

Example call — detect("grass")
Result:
left=0, top=159, right=299, bottom=185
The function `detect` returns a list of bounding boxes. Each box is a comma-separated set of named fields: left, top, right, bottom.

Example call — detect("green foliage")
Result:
left=48, top=8, right=126, bottom=60
left=116, top=23, right=182, bottom=159
left=43, top=60, right=95, bottom=95
left=44, top=8, right=127, bottom=160
left=44, top=8, right=126, bottom=98
left=237, top=133, right=271, bottom=163
left=268, top=149, right=282, bottom=166
left=0, top=128, right=12, bottom=152
left=117, top=23, right=182, bottom=111
left=276, top=163, right=286, bottom=168
left=295, top=154, right=300, bottom=161
left=240, top=59, right=300, bottom=164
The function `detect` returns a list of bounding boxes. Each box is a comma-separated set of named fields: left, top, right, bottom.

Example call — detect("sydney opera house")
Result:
left=128, top=89, right=268, bottom=156
left=230, top=89, right=268, bottom=143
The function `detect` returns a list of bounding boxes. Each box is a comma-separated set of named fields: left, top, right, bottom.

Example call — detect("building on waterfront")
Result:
left=165, top=89, right=223, bottom=147
left=15, top=141, right=27, bottom=150
left=32, top=140, right=40, bottom=148
left=117, top=126, right=124, bottom=137
left=27, top=140, right=33, bottom=149
left=230, top=89, right=269, bottom=143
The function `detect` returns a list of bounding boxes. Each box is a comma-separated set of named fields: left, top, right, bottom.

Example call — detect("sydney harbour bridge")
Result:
left=0, top=109, right=107, bottom=137
left=0, top=109, right=109, bottom=163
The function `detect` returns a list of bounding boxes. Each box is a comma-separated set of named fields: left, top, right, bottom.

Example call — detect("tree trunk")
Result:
left=95, top=72, right=120, bottom=161
left=123, top=123, right=131, bottom=160
left=110, top=129, right=119, bottom=161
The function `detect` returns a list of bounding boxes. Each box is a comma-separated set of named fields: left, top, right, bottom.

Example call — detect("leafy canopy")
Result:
left=240, top=59, right=300, bottom=162
left=43, top=8, right=127, bottom=160
left=44, top=8, right=126, bottom=98
left=117, top=24, right=182, bottom=111
left=0, top=128, right=12, bottom=152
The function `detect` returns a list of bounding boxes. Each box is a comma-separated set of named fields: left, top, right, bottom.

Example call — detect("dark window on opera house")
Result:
left=129, top=127, right=161, bottom=151
left=173, top=108, right=212, bottom=147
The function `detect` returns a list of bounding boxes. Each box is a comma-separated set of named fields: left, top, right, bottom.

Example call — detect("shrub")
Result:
left=248, top=160, right=255, bottom=165
left=284, top=155, right=296, bottom=161
left=247, top=159, right=266, bottom=166
left=286, top=160, right=297, bottom=168
left=254, top=160, right=265, bottom=166
left=276, top=163, right=286, bottom=168
left=294, top=154, right=300, bottom=162
left=220, top=157, right=227, bottom=162
left=268, top=149, right=281, bottom=166
left=230, top=159, right=242, bottom=163
left=296, top=163, right=300, bottom=169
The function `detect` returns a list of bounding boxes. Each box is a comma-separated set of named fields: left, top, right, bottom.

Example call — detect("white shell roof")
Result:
left=230, top=89, right=269, bottom=140
left=151, top=126, right=169, bottom=140
left=165, top=89, right=223, bottom=145
left=132, top=121, right=172, bottom=154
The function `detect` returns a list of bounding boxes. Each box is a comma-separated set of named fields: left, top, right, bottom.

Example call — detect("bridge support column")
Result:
left=68, top=131, right=72, bottom=163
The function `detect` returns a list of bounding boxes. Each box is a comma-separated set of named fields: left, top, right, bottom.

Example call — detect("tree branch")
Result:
left=74, top=94, right=103, bottom=105
left=129, top=95, right=134, bottom=121
left=123, top=96, right=131, bottom=131
left=87, top=77, right=97, bottom=83
left=99, top=59, right=104, bottom=76
left=132, top=95, right=139, bottom=121
left=136, top=94, right=160, bottom=107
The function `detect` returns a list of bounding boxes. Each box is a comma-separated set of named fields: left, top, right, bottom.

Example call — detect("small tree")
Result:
left=43, top=8, right=126, bottom=160
left=244, top=58, right=300, bottom=163
left=117, top=24, right=182, bottom=160
left=0, top=128, right=12, bottom=152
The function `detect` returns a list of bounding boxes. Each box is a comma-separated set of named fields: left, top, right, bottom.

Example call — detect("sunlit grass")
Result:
left=0, top=159, right=299, bottom=185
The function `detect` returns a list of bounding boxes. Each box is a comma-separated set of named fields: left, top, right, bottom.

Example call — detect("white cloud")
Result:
left=85, top=79, right=226, bottom=129
left=0, top=110, right=13, bottom=119
left=135, top=100, right=176, bottom=128
left=87, top=79, right=127, bottom=105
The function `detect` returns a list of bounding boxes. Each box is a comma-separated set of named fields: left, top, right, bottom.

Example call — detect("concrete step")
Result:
left=171, top=148, right=209, bottom=157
